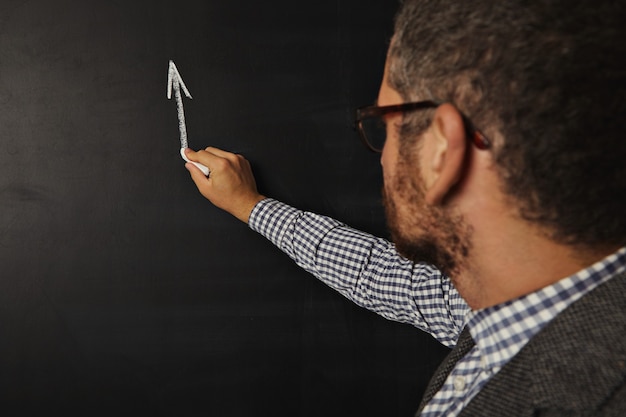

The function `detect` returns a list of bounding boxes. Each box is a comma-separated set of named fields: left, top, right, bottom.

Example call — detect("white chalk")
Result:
left=181, top=147, right=210, bottom=177
left=167, top=61, right=192, bottom=100
left=167, top=61, right=208, bottom=176
left=167, top=60, right=193, bottom=150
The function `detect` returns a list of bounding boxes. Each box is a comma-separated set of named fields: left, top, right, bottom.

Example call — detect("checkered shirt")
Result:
left=249, top=198, right=626, bottom=416
left=249, top=198, right=469, bottom=347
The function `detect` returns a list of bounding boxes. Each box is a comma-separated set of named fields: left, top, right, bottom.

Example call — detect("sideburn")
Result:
left=382, top=132, right=472, bottom=277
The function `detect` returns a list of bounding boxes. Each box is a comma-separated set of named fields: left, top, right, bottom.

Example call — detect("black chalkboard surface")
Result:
left=0, top=1, right=449, bottom=415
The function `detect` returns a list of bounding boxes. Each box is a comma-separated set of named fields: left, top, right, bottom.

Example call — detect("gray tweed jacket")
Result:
left=417, top=272, right=626, bottom=417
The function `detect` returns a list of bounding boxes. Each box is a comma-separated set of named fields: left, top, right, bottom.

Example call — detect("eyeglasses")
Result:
left=354, top=100, right=491, bottom=153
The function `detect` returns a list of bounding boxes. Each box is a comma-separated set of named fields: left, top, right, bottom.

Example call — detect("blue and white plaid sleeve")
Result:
left=249, top=198, right=468, bottom=347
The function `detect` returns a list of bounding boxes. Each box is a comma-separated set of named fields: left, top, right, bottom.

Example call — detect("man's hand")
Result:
left=184, top=147, right=265, bottom=224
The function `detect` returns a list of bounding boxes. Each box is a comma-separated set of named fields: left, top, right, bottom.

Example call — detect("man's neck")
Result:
left=460, top=214, right=619, bottom=310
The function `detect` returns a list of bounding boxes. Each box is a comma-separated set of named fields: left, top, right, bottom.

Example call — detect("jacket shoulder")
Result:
left=461, top=272, right=626, bottom=417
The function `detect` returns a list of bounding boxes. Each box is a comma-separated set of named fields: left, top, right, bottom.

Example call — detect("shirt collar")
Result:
left=466, top=246, right=626, bottom=372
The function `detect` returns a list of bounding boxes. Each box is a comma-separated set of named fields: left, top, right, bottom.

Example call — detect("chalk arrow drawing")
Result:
left=167, top=60, right=192, bottom=148
left=167, top=60, right=209, bottom=176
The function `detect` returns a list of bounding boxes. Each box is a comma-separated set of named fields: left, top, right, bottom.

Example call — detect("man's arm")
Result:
left=249, top=198, right=467, bottom=347
left=185, top=147, right=468, bottom=347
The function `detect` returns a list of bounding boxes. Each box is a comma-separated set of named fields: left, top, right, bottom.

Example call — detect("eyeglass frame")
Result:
left=354, top=100, right=491, bottom=153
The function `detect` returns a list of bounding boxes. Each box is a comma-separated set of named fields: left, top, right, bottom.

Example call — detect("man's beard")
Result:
left=382, top=154, right=471, bottom=278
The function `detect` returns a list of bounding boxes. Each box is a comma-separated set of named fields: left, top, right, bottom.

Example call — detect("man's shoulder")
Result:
left=524, top=271, right=626, bottom=412
left=461, top=273, right=626, bottom=417
left=535, top=270, right=626, bottom=352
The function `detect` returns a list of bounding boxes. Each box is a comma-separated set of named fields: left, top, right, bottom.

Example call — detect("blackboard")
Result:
left=0, top=1, right=449, bottom=415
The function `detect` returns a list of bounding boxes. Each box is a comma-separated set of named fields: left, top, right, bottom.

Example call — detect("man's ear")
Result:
left=424, top=103, right=468, bottom=205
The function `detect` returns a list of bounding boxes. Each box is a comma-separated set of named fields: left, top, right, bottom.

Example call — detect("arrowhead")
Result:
left=167, top=60, right=192, bottom=99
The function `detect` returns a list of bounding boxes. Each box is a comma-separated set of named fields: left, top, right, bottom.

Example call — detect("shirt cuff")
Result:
left=248, top=198, right=301, bottom=249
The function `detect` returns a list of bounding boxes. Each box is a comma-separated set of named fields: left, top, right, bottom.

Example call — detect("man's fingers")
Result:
left=186, top=162, right=210, bottom=186
left=185, top=148, right=217, bottom=169
left=202, top=146, right=227, bottom=155
left=186, top=147, right=241, bottom=169
left=203, top=146, right=240, bottom=161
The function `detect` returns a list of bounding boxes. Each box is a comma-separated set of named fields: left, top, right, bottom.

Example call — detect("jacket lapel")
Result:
left=416, top=327, right=475, bottom=415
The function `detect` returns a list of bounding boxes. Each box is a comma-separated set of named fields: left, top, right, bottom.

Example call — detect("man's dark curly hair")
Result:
left=388, top=0, right=626, bottom=249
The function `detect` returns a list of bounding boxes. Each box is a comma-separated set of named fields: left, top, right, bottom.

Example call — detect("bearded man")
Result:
left=184, top=1, right=626, bottom=415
